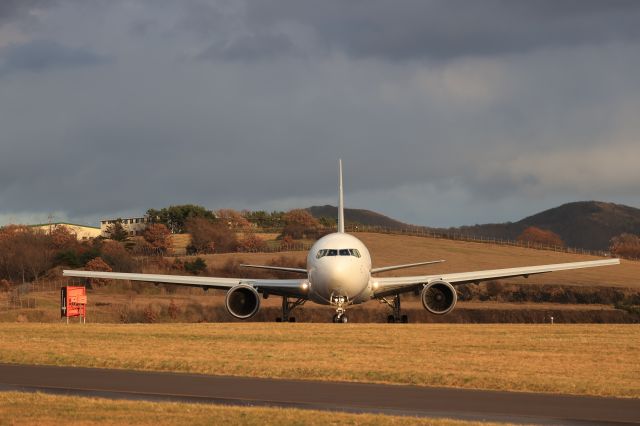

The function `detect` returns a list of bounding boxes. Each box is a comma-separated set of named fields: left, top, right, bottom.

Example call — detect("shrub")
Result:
left=84, top=257, right=112, bottom=288
left=186, top=217, right=237, bottom=254
left=101, top=241, right=136, bottom=272
left=168, top=300, right=180, bottom=320
left=184, top=257, right=207, bottom=275
left=517, top=226, right=564, bottom=247
left=0, top=279, right=11, bottom=292
left=281, top=209, right=321, bottom=239
left=238, top=233, right=266, bottom=252
left=485, top=281, right=503, bottom=299
left=143, top=304, right=158, bottom=323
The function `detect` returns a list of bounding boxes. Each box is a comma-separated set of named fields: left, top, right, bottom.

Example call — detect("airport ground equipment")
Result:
left=60, top=286, right=86, bottom=324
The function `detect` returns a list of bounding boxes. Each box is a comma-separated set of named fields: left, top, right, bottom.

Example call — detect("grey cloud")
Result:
left=177, top=0, right=234, bottom=39
left=197, top=32, right=297, bottom=61
left=0, top=1, right=639, bottom=228
left=0, top=0, right=55, bottom=25
left=0, top=40, right=108, bottom=75
left=244, top=0, right=640, bottom=61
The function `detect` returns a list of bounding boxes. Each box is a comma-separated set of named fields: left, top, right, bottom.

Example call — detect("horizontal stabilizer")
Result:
left=371, top=260, right=445, bottom=274
left=240, top=264, right=308, bottom=275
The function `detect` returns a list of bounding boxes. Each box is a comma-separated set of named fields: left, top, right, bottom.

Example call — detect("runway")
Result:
left=1, top=364, right=638, bottom=425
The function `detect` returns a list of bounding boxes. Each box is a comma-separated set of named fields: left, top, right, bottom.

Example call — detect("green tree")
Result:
left=245, top=210, right=285, bottom=228
left=105, top=219, right=129, bottom=242
left=318, top=216, right=337, bottom=228
left=147, top=205, right=215, bottom=234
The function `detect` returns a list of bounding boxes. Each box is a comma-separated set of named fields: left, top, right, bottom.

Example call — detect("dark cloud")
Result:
left=0, top=0, right=55, bottom=25
left=0, top=1, right=639, bottom=228
left=244, top=0, right=640, bottom=61
left=0, top=40, right=108, bottom=75
left=197, top=33, right=297, bottom=61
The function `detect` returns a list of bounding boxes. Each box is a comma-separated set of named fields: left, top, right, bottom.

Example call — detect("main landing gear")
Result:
left=275, top=296, right=305, bottom=323
left=380, top=294, right=409, bottom=323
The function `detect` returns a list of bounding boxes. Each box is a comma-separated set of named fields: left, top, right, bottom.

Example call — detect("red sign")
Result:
left=61, top=286, right=86, bottom=322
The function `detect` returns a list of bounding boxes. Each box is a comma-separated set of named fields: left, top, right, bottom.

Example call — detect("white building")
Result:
left=30, top=223, right=102, bottom=240
left=100, top=216, right=151, bottom=237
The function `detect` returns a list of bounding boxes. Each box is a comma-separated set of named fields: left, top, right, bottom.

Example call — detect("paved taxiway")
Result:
left=1, top=364, right=638, bottom=425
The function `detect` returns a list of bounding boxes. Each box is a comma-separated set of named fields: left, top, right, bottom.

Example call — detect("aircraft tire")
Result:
left=340, top=315, right=348, bottom=323
left=401, top=315, right=409, bottom=323
left=387, top=315, right=395, bottom=323
left=288, top=317, right=296, bottom=323
left=275, top=317, right=282, bottom=322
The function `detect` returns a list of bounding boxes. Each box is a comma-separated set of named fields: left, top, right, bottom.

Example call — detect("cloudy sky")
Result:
left=1, top=1, right=639, bottom=228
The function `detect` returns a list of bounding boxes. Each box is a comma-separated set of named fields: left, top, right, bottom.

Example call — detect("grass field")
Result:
left=0, top=323, right=638, bottom=398
left=0, top=392, right=509, bottom=426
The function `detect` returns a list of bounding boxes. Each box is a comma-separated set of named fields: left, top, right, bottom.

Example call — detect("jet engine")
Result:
left=225, top=284, right=261, bottom=319
left=421, top=280, right=457, bottom=315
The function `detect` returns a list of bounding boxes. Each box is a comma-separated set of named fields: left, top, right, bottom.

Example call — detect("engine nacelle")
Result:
left=421, top=280, right=457, bottom=315
left=225, top=284, right=260, bottom=319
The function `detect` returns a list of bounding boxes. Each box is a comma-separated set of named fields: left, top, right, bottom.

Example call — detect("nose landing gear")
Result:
left=331, top=295, right=349, bottom=323
left=332, top=312, right=348, bottom=323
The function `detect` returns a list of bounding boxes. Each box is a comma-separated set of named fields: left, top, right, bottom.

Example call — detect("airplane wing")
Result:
left=240, top=264, right=307, bottom=274
left=370, top=260, right=445, bottom=274
left=372, top=258, right=620, bottom=298
left=63, top=270, right=309, bottom=298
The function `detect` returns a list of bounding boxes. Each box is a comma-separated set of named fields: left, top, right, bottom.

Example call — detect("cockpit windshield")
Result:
left=316, top=248, right=361, bottom=259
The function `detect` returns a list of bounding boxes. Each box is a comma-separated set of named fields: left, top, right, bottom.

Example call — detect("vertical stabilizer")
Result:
left=338, top=159, right=345, bottom=233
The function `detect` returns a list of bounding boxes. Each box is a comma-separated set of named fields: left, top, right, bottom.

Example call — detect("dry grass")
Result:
left=0, top=289, right=628, bottom=325
left=0, top=323, right=638, bottom=398
left=167, top=234, right=191, bottom=256
left=0, top=392, right=502, bottom=426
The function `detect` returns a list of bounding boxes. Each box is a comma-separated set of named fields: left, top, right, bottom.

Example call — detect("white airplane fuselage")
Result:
left=306, top=232, right=372, bottom=306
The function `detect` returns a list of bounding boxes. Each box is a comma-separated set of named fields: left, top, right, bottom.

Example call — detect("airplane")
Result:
left=64, top=160, right=620, bottom=323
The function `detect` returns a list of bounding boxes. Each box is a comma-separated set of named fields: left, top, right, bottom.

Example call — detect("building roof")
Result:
left=28, top=222, right=101, bottom=230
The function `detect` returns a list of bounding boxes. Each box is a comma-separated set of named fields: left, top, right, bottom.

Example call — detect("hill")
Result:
left=307, top=205, right=410, bottom=229
left=449, top=202, right=640, bottom=250
left=309, top=201, right=640, bottom=250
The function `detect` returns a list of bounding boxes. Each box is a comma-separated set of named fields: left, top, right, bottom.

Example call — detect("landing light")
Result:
left=372, top=281, right=379, bottom=290
left=301, top=282, right=309, bottom=291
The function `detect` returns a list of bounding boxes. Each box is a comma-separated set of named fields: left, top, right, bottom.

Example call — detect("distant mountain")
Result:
left=448, top=201, right=640, bottom=251
left=307, top=205, right=410, bottom=229
left=309, top=201, right=640, bottom=251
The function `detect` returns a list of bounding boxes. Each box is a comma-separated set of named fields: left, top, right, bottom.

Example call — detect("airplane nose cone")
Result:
left=326, top=261, right=361, bottom=297
left=328, top=266, right=349, bottom=288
